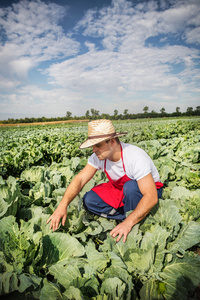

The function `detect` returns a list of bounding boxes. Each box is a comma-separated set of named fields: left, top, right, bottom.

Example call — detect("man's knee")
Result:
left=123, top=180, right=143, bottom=212
left=123, top=180, right=143, bottom=198
left=83, top=190, right=94, bottom=209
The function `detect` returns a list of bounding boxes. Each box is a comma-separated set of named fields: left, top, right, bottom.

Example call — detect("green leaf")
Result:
left=126, top=247, right=155, bottom=273
left=169, top=221, right=200, bottom=255
left=108, top=251, right=127, bottom=269
left=40, top=232, right=85, bottom=267
left=71, top=157, right=81, bottom=170
left=63, top=286, right=85, bottom=300
left=150, top=199, right=182, bottom=236
left=158, top=162, right=176, bottom=183
left=67, top=208, right=86, bottom=234
left=139, top=278, right=165, bottom=300
left=91, top=295, right=111, bottom=300
left=170, top=187, right=200, bottom=221
left=84, top=221, right=103, bottom=236
left=17, top=273, right=42, bottom=293
left=71, top=276, right=99, bottom=298
left=160, top=253, right=200, bottom=300
left=0, top=215, right=43, bottom=274
left=29, top=181, right=52, bottom=202
left=141, top=225, right=170, bottom=271
left=0, top=272, right=18, bottom=294
left=20, top=166, right=45, bottom=182
left=170, top=186, right=191, bottom=200
left=49, top=263, right=81, bottom=289
left=100, top=224, right=142, bottom=259
left=100, top=277, right=126, bottom=299
left=0, top=215, right=19, bottom=238
left=102, top=265, right=133, bottom=300
left=98, top=218, right=116, bottom=232
left=40, top=278, right=63, bottom=300
left=85, top=240, right=109, bottom=272
left=79, top=179, right=95, bottom=198
left=52, top=187, right=66, bottom=198
left=57, top=166, right=74, bottom=183
left=0, top=177, right=21, bottom=219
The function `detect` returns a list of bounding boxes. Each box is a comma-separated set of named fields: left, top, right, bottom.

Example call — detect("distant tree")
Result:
left=160, top=107, right=166, bottom=114
left=143, top=106, right=149, bottom=114
left=186, top=107, right=193, bottom=114
left=101, top=113, right=110, bottom=119
left=123, top=109, right=129, bottom=119
left=95, top=110, right=100, bottom=118
left=66, top=111, right=72, bottom=118
left=171, top=106, right=181, bottom=117
left=41, top=116, right=46, bottom=122
left=123, top=109, right=128, bottom=115
left=90, top=108, right=95, bottom=118
left=85, top=110, right=90, bottom=118
left=196, top=106, right=200, bottom=112
left=90, top=108, right=99, bottom=119
left=149, top=110, right=158, bottom=118
left=114, top=109, right=118, bottom=116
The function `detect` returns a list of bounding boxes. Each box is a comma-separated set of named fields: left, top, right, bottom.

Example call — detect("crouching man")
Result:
left=47, top=119, right=163, bottom=242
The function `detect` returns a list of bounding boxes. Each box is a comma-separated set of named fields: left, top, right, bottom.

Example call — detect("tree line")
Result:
left=1, top=106, right=200, bottom=124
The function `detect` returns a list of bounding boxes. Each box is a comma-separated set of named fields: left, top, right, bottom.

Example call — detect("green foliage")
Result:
left=0, top=176, right=21, bottom=218
left=0, top=118, right=199, bottom=299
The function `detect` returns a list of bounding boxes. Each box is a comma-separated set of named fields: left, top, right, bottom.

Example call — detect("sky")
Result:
left=0, top=0, right=199, bottom=120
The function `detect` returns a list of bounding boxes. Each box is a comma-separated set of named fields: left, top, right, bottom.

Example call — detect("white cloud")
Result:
left=76, top=0, right=200, bottom=50
left=46, top=42, right=198, bottom=100
left=0, top=0, right=80, bottom=89
left=46, top=0, right=199, bottom=99
left=0, top=84, right=86, bottom=117
left=9, top=58, right=34, bottom=78
left=0, top=0, right=199, bottom=119
left=184, top=27, right=200, bottom=44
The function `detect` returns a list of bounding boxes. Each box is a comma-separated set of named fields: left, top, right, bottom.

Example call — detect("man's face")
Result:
left=92, top=140, right=112, bottom=160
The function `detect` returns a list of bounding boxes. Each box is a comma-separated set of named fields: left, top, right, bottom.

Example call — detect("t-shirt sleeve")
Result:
left=88, top=153, right=103, bottom=170
left=131, top=155, right=152, bottom=181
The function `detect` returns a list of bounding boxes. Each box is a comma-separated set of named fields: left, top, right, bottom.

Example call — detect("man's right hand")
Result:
left=46, top=164, right=97, bottom=232
left=46, top=205, right=67, bottom=231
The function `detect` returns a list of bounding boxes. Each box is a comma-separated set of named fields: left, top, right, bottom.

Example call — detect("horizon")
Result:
left=1, top=105, right=199, bottom=122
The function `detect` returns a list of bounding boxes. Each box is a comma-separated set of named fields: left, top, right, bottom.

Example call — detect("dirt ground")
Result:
left=0, top=120, right=89, bottom=127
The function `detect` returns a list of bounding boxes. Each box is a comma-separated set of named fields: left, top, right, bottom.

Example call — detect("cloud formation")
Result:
left=0, top=0, right=199, bottom=119
left=0, top=0, right=79, bottom=83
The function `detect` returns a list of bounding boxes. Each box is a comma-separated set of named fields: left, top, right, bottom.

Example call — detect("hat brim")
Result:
left=79, top=132, right=127, bottom=149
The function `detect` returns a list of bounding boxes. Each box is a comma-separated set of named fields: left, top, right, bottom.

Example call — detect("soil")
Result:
left=0, top=120, right=89, bottom=127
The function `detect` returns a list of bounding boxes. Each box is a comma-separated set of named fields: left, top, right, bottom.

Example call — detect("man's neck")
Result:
left=108, top=142, right=121, bottom=162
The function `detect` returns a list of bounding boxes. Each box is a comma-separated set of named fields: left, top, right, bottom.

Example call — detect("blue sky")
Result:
left=0, top=0, right=199, bottom=120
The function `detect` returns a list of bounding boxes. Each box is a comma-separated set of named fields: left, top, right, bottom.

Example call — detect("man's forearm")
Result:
left=110, top=194, right=158, bottom=243
left=59, top=176, right=83, bottom=208
left=58, top=164, right=97, bottom=210
left=125, top=194, right=158, bottom=227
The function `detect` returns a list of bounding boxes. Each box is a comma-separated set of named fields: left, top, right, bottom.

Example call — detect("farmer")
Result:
left=47, top=119, right=163, bottom=242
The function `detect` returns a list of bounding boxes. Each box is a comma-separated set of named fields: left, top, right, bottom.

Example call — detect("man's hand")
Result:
left=46, top=164, right=97, bottom=232
left=110, top=173, right=159, bottom=243
left=46, top=205, right=67, bottom=231
left=110, top=219, right=132, bottom=243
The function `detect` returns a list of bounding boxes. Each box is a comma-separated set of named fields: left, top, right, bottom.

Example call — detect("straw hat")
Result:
left=79, top=119, right=127, bottom=149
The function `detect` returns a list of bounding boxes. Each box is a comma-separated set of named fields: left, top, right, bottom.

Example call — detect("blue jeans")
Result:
left=83, top=180, right=163, bottom=221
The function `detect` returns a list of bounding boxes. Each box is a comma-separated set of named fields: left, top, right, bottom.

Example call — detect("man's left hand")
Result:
left=110, top=220, right=132, bottom=243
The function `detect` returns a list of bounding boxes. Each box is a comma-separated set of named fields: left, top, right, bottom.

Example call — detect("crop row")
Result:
left=0, top=118, right=199, bottom=179
left=0, top=118, right=200, bottom=300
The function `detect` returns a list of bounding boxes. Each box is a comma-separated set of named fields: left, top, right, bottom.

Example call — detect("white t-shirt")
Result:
left=88, top=142, right=160, bottom=182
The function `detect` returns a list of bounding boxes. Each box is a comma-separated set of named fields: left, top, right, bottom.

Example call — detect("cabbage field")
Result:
left=0, top=118, right=200, bottom=300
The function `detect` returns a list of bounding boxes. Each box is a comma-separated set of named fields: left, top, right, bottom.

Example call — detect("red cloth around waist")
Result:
left=155, top=182, right=164, bottom=189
